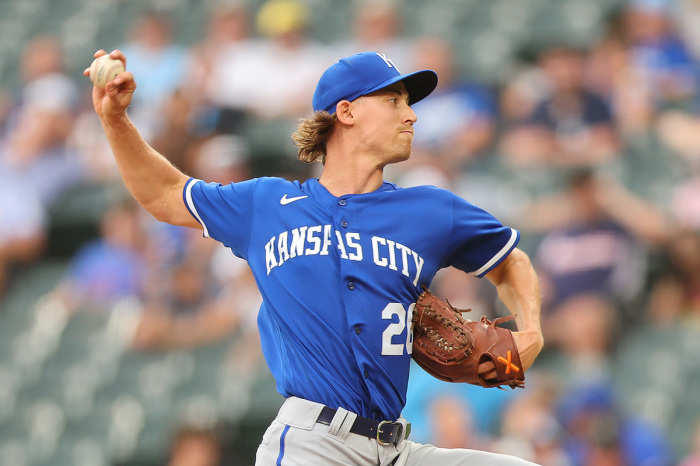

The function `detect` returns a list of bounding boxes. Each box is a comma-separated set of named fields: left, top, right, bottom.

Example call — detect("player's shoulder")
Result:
left=220, top=176, right=302, bottom=193
left=254, top=176, right=302, bottom=191
left=189, top=176, right=302, bottom=198
left=393, top=183, right=458, bottom=200
left=245, top=177, right=309, bottom=205
left=393, top=183, right=487, bottom=215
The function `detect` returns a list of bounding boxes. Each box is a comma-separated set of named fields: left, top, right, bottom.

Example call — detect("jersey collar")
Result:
left=303, top=178, right=398, bottom=205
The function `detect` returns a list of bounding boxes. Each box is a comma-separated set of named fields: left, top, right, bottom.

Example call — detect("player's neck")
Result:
left=318, top=158, right=384, bottom=197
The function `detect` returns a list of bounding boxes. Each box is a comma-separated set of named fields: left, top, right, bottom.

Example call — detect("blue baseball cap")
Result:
left=312, top=51, right=438, bottom=114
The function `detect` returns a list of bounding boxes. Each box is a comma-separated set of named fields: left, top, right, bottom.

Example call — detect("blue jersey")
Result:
left=183, top=177, right=519, bottom=421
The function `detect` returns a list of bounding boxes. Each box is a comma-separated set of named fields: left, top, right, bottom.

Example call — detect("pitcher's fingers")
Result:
left=479, top=361, right=497, bottom=381
left=107, top=49, right=127, bottom=66
left=111, top=71, right=133, bottom=87
left=86, top=50, right=107, bottom=75
left=478, top=360, right=495, bottom=374
left=104, top=71, right=134, bottom=95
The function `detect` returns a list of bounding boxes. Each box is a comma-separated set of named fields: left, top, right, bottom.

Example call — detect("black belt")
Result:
left=316, top=406, right=406, bottom=445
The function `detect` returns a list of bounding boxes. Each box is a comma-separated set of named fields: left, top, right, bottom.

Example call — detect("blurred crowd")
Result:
left=3, top=0, right=700, bottom=464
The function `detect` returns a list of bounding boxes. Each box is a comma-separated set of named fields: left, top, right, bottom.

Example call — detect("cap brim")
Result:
left=365, top=69, right=438, bottom=106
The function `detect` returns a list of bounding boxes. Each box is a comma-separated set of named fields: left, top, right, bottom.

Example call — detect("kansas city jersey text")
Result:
left=264, top=226, right=425, bottom=285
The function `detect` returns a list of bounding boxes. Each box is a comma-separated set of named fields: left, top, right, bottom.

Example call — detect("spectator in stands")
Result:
left=519, top=169, right=672, bottom=318
left=622, top=0, right=697, bottom=110
left=206, top=0, right=327, bottom=121
left=642, top=0, right=700, bottom=170
left=2, top=34, right=85, bottom=208
left=518, top=170, right=673, bottom=382
left=51, top=198, right=147, bottom=313
left=429, top=265, right=498, bottom=319
left=403, top=361, right=518, bottom=446
left=131, top=256, right=227, bottom=351
left=187, top=134, right=251, bottom=186
left=499, top=57, right=551, bottom=130
left=333, top=0, right=412, bottom=67
left=0, top=173, right=46, bottom=298
left=0, top=34, right=67, bottom=136
left=187, top=1, right=253, bottom=101
left=132, top=244, right=262, bottom=361
left=539, top=294, right=619, bottom=386
left=68, top=110, right=123, bottom=182
left=0, top=35, right=84, bottom=296
left=392, top=36, right=496, bottom=186
left=500, top=47, right=619, bottom=168
left=213, top=252, right=264, bottom=377
left=556, top=382, right=673, bottom=466
left=425, top=394, right=483, bottom=450
left=118, top=10, right=189, bottom=141
left=493, top=377, right=570, bottom=466
left=14, top=34, right=67, bottom=96
left=586, top=32, right=656, bottom=140
left=643, top=228, right=700, bottom=326
left=167, top=422, right=223, bottom=466
left=623, top=0, right=700, bottom=186
left=146, top=89, right=202, bottom=177
left=189, top=1, right=259, bottom=135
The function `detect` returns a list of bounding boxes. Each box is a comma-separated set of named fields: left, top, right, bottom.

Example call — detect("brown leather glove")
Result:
left=411, top=288, right=525, bottom=389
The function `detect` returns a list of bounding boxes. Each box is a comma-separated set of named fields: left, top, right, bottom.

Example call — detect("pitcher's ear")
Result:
left=335, top=100, right=354, bottom=125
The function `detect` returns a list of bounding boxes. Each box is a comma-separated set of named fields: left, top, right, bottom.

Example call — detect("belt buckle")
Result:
left=376, top=420, right=403, bottom=446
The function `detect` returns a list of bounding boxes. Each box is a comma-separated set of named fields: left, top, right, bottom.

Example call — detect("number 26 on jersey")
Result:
left=381, top=303, right=415, bottom=356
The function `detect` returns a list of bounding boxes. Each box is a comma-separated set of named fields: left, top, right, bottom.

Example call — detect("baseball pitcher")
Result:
left=86, top=49, right=544, bottom=465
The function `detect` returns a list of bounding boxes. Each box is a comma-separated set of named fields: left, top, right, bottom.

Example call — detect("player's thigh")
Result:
left=396, top=440, right=539, bottom=466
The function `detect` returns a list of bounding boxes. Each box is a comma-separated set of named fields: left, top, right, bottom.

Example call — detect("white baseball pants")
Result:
left=255, top=396, right=539, bottom=466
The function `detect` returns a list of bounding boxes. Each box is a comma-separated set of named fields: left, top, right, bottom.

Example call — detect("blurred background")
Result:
left=1, top=0, right=700, bottom=464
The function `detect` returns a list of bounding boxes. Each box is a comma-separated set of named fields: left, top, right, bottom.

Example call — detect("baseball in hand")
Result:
left=89, top=55, right=125, bottom=89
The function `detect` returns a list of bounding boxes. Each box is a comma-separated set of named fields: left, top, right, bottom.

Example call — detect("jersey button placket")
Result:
left=338, top=198, right=348, bottom=229
left=347, top=282, right=355, bottom=290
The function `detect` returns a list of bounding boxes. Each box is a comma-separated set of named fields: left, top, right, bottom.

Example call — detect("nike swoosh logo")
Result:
left=280, top=194, right=308, bottom=205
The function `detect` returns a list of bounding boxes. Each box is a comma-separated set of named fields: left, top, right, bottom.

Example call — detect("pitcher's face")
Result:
left=350, top=82, right=418, bottom=165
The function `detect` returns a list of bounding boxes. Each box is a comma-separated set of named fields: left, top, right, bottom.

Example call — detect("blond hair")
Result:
left=292, top=111, right=337, bottom=164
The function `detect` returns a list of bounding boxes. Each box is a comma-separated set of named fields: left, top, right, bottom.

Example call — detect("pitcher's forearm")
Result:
left=101, top=114, right=195, bottom=226
left=498, top=252, right=541, bottom=333
left=487, top=248, right=542, bottom=333
left=487, top=249, right=543, bottom=370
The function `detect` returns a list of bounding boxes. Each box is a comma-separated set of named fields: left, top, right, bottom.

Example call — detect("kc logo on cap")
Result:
left=375, top=52, right=399, bottom=71
left=312, top=51, right=438, bottom=114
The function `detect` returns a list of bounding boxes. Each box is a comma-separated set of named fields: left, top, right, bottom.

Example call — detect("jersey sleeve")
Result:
left=183, top=177, right=258, bottom=258
left=446, top=195, right=520, bottom=277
